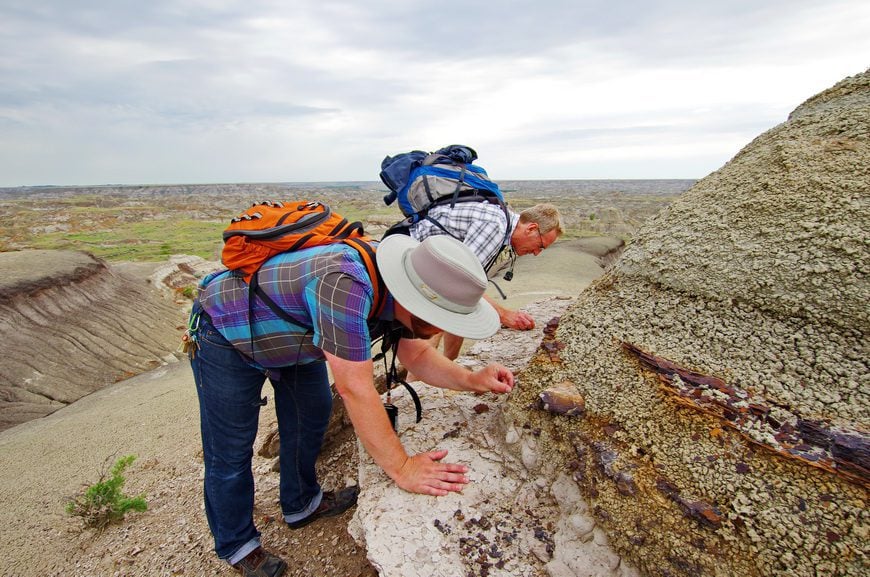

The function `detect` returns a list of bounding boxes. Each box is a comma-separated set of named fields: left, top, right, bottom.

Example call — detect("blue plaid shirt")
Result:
left=198, top=243, right=394, bottom=368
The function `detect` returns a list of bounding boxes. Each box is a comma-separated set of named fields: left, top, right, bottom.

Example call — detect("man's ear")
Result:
left=392, top=301, right=410, bottom=328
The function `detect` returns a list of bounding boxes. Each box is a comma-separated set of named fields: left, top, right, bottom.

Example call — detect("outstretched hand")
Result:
left=395, top=450, right=469, bottom=496
left=467, top=364, right=515, bottom=394
left=500, top=309, right=535, bottom=331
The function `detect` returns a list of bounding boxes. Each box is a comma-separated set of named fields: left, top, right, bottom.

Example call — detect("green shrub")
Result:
left=178, top=285, right=198, bottom=300
left=66, top=455, right=147, bottom=530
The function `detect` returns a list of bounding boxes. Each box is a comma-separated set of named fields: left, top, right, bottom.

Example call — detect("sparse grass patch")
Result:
left=177, top=285, right=198, bottom=300
left=28, top=220, right=225, bottom=262
left=65, top=455, right=147, bottom=531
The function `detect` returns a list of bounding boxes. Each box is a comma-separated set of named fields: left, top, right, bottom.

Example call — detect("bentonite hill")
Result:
left=0, top=250, right=184, bottom=431
left=505, top=71, right=868, bottom=576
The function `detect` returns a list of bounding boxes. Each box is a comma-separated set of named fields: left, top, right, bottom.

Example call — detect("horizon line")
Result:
left=0, top=176, right=701, bottom=190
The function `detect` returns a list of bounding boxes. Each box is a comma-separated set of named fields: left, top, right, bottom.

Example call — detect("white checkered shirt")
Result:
left=408, top=202, right=517, bottom=271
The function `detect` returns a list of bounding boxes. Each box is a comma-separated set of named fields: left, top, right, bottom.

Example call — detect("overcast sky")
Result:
left=0, top=1, right=867, bottom=187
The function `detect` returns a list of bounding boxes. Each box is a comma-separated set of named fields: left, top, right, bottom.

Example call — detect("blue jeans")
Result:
left=190, top=312, right=332, bottom=562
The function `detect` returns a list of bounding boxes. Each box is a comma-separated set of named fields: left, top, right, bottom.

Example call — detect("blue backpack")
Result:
left=379, top=145, right=505, bottom=223
left=379, top=145, right=511, bottom=273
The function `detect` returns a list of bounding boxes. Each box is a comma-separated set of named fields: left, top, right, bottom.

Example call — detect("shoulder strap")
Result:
left=244, top=270, right=304, bottom=363
left=426, top=197, right=511, bottom=273
left=249, top=272, right=304, bottom=326
left=248, top=239, right=386, bottom=328
left=448, top=163, right=468, bottom=208
left=481, top=200, right=512, bottom=273
left=342, top=237, right=387, bottom=319
left=422, top=214, right=461, bottom=241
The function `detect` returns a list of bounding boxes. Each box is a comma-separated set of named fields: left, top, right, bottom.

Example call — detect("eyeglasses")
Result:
left=536, top=228, right=545, bottom=251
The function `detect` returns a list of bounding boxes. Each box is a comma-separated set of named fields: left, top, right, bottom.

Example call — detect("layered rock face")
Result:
left=0, top=250, right=185, bottom=431
left=507, top=71, right=868, bottom=576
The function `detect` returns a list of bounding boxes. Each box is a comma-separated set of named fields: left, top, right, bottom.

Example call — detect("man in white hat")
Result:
left=188, top=234, right=514, bottom=577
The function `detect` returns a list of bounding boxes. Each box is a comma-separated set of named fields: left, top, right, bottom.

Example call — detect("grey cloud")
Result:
left=0, top=0, right=764, bottom=63
left=1, top=0, right=244, bottom=36
left=1, top=48, right=345, bottom=132
left=2, top=0, right=855, bottom=67
left=297, top=0, right=833, bottom=64
left=535, top=125, right=679, bottom=142
left=533, top=116, right=781, bottom=145
left=0, top=0, right=865, bottom=186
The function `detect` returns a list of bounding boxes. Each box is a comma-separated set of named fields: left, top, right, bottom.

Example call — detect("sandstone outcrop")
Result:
left=0, top=250, right=185, bottom=431
left=506, top=70, right=868, bottom=576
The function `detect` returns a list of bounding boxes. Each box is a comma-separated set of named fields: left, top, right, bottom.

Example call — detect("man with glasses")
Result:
left=408, top=201, right=563, bottom=361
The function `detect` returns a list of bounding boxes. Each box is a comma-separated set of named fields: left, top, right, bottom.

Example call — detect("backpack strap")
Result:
left=284, top=218, right=365, bottom=252
left=482, top=199, right=513, bottom=274
left=419, top=195, right=512, bottom=275
left=249, top=272, right=304, bottom=325
left=244, top=238, right=386, bottom=362
left=342, top=237, right=387, bottom=319
left=422, top=214, right=461, bottom=241
left=248, top=238, right=386, bottom=327
left=448, top=163, right=468, bottom=209
left=244, top=270, right=305, bottom=363
left=421, top=159, right=469, bottom=210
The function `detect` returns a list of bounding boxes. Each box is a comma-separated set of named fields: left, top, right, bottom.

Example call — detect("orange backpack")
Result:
left=221, top=200, right=385, bottom=319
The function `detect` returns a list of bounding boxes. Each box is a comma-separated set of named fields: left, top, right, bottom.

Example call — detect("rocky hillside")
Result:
left=0, top=250, right=185, bottom=431
left=505, top=70, right=868, bottom=576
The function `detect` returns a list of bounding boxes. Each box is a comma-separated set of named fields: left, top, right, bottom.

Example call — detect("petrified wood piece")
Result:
left=622, top=341, right=868, bottom=489
left=538, top=316, right=566, bottom=362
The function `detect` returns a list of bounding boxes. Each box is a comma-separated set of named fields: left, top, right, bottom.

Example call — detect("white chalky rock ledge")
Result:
left=349, top=298, right=639, bottom=577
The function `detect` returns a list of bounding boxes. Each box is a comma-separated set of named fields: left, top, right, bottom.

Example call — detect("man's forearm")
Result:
left=325, top=352, right=409, bottom=479
left=483, top=293, right=510, bottom=323
left=397, top=339, right=472, bottom=391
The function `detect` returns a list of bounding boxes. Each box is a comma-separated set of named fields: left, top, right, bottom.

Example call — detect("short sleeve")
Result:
left=304, top=271, right=373, bottom=361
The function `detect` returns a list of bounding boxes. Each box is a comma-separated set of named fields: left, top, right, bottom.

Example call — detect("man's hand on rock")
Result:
left=500, top=309, right=535, bottom=331
left=395, top=450, right=470, bottom=496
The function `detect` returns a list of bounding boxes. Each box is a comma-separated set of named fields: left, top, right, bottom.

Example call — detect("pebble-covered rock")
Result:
left=506, top=70, right=869, bottom=577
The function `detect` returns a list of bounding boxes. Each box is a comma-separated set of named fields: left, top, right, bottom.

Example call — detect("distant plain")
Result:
left=0, top=179, right=692, bottom=262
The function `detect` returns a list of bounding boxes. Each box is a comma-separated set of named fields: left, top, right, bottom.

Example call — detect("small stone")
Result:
left=615, top=472, right=637, bottom=496
left=684, top=500, right=723, bottom=529
left=538, top=382, right=586, bottom=417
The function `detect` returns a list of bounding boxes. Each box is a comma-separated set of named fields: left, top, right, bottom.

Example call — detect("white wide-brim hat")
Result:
left=377, top=235, right=500, bottom=339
